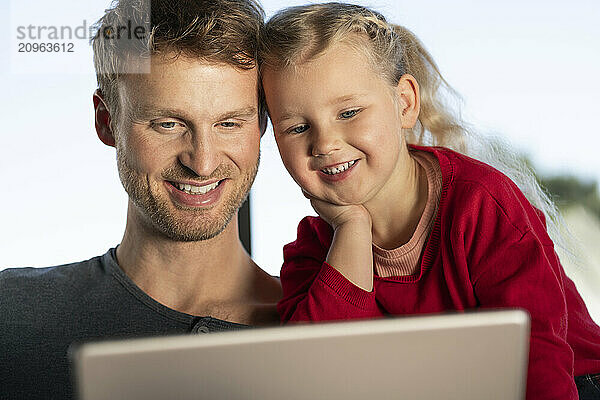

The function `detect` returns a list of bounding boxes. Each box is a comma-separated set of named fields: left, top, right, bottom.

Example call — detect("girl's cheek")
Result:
left=279, top=150, right=298, bottom=174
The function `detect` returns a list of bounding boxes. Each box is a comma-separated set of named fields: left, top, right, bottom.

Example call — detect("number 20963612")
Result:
left=18, top=42, right=74, bottom=53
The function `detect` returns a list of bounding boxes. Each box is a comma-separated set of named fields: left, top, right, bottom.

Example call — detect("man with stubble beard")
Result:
left=0, top=1, right=282, bottom=399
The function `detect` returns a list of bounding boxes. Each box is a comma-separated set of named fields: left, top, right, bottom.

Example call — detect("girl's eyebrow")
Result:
left=274, top=95, right=366, bottom=125
left=329, top=94, right=365, bottom=105
left=274, top=112, right=296, bottom=126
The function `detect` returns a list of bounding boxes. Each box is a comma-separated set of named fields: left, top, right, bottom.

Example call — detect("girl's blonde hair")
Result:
left=260, top=2, right=575, bottom=259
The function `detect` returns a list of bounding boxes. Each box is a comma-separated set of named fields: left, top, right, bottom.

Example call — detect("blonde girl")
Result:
left=259, top=3, right=600, bottom=400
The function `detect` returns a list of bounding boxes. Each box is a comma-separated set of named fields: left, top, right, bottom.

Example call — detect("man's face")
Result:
left=113, top=55, right=261, bottom=241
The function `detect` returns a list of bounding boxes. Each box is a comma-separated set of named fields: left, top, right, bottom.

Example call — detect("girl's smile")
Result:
left=317, top=159, right=360, bottom=182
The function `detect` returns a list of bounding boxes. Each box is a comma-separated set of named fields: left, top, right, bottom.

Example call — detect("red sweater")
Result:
left=277, top=145, right=600, bottom=400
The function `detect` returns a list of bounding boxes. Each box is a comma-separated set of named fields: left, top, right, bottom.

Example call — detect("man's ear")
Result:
left=395, top=74, right=421, bottom=129
left=93, top=90, right=116, bottom=147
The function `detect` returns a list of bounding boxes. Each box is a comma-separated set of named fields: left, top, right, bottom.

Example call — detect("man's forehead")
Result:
left=117, top=55, right=259, bottom=118
left=121, top=56, right=257, bottom=92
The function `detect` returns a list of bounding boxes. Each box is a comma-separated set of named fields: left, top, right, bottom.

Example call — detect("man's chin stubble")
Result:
left=120, top=158, right=259, bottom=242
left=141, top=198, right=239, bottom=242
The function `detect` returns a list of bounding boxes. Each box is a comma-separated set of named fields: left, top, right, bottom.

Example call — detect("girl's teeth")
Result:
left=176, top=181, right=220, bottom=195
left=321, top=160, right=356, bottom=175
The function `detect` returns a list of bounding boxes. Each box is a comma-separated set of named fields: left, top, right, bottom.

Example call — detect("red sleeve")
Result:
left=277, top=217, right=384, bottom=323
left=463, top=192, right=578, bottom=400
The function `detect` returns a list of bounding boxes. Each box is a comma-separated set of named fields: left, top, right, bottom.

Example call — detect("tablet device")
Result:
left=72, top=309, right=530, bottom=400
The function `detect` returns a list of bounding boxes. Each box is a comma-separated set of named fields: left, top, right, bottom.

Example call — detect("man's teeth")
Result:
left=176, top=181, right=220, bottom=195
left=321, top=160, right=356, bottom=175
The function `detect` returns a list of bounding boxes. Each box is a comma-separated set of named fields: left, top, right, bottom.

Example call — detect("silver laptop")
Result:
left=72, top=309, right=530, bottom=400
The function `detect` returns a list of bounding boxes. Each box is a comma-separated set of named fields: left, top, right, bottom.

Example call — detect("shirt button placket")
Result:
left=192, top=318, right=211, bottom=334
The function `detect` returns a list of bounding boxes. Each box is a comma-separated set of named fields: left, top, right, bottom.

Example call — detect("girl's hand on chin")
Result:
left=302, top=190, right=372, bottom=231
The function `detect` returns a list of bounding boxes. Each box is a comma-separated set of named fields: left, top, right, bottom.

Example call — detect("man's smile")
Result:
left=164, top=179, right=227, bottom=207
left=168, top=179, right=225, bottom=195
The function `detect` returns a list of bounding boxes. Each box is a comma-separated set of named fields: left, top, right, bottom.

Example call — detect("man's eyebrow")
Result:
left=128, top=106, right=258, bottom=122
left=129, top=107, right=187, bottom=121
left=215, top=106, right=258, bottom=121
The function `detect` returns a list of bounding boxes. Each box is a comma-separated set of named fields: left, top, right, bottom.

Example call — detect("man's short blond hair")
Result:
left=92, top=0, right=266, bottom=131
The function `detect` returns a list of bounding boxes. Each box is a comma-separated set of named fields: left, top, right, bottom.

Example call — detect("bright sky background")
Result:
left=1, top=0, right=599, bottom=292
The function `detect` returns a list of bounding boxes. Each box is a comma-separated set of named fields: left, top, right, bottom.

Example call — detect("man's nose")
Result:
left=310, top=124, right=342, bottom=157
left=179, top=128, right=221, bottom=177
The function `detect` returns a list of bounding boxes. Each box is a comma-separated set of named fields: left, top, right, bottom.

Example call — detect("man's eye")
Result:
left=152, top=121, right=184, bottom=132
left=160, top=122, right=177, bottom=129
left=340, top=109, right=359, bottom=119
left=290, top=124, right=309, bottom=134
left=219, top=121, right=239, bottom=128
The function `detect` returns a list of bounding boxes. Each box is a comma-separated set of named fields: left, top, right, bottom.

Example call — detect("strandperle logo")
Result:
left=16, top=20, right=148, bottom=41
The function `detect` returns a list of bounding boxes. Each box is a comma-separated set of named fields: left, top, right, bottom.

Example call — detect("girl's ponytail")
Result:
left=391, top=24, right=467, bottom=152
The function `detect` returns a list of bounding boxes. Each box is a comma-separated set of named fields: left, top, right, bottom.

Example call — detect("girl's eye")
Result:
left=340, top=109, right=360, bottom=119
left=290, top=124, right=309, bottom=134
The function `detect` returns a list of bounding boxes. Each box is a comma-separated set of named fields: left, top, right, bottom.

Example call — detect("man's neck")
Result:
left=115, top=204, right=279, bottom=323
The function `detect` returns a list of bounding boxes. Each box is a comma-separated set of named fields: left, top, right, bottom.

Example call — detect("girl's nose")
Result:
left=310, top=126, right=342, bottom=157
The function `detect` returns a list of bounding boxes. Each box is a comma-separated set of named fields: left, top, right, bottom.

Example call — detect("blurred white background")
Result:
left=1, top=0, right=599, bottom=321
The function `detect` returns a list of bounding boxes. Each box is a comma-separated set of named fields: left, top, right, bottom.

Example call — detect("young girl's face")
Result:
left=262, top=40, right=418, bottom=206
